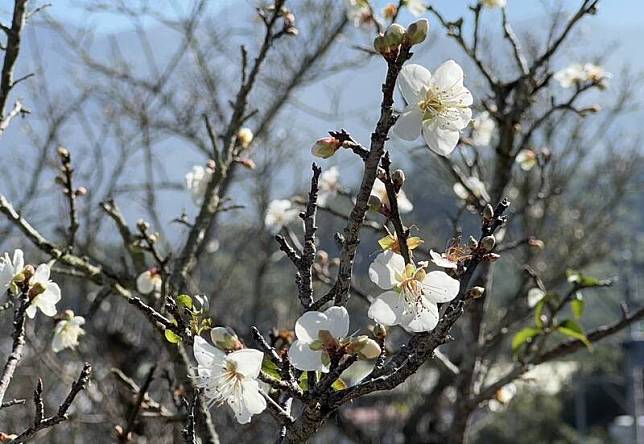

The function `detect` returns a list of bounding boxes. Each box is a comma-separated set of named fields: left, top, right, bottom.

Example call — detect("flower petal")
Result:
left=396, top=190, right=414, bottom=213
left=430, top=250, right=457, bottom=269
left=422, top=120, right=460, bottom=156
left=228, top=349, right=264, bottom=378
left=25, top=304, right=36, bottom=319
left=369, top=251, right=404, bottom=290
left=324, top=306, right=350, bottom=338
left=368, top=291, right=406, bottom=326
left=288, top=340, right=326, bottom=372
left=13, top=249, right=24, bottom=272
left=193, top=336, right=225, bottom=368
left=431, top=60, right=464, bottom=91
left=398, top=64, right=432, bottom=105
left=393, top=105, right=423, bottom=141
left=44, top=283, right=61, bottom=304
left=35, top=296, right=58, bottom=317
left=421, top=271, right=460, bottom=303
left=294, top=311, right=328, bottom=342
left=241, top=379, right=267, bottom=414
left=33, top=264, right=50, bottom=282
left=401, top=298, right=439, bottom=332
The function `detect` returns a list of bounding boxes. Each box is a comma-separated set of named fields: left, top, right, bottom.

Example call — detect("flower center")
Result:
left=418, top=88, right=448, bottom=121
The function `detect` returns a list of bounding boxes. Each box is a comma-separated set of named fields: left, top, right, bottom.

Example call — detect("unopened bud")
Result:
left=236, top=127, right=254, bottom=149
left=373, top=323, right=387, bottom=338
left=528, top=238, right=545, bottom=249
left=392, top=169, right=405, bottom=188
left=480, top=235, right=496, bottom=252
left=406, top=18, right=429, bottom=45
left=382, top=3, right=397, bottom=20
left=373, top=34, right=388, bottom=54
left=137, top=219, right=150, bottom=230
left=62, top=309, right=75, bottom=320
left=349, top=335, right=382, bottom=360
left=467, top=286, right=485, bottom=299
left=236, top=157, right=256, bottom=170
left=210, top=326, right=241, bottom=351
left=384, top=23, right=406, bottom=48
left=75, top=186, right=88, bottom=196
left=483, top=204, right=494, bottom=221
left=468, top=236, right=478, bottom=250
left=57, top=146, right=70, bottom=160
left=311, top=136, right=341, bottom=159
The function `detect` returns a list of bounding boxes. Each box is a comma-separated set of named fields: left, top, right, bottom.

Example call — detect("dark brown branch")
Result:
left=11, top=363, right=93, bottom=443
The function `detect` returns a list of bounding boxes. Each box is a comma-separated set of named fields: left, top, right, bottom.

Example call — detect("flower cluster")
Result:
left=0, top=249, right=86, bottom=354
left=554, top=63, right=611, bottom=89
left=0, top=249, right=61, bottom=318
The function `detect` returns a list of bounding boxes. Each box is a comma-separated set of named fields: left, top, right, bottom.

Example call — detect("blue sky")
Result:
left=38, top=0, right=644, bottom=33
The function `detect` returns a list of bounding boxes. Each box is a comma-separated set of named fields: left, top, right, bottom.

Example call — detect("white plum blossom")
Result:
left=471, top=111, right=496, bottom=146
left=288, top=306, right=350, bottom=372
left=453, top=176, right=490, bottom=203
left=185, top=165, right=214, bottom=204
left=527, top=287, right=546, bottom=308
left=583, top=63, right=611, bottom=87
left=345, top=0, right=372, bottom=27
left=368, top=251, right=459, bottom=332
left=430, top=250, right=458, bottom=269
left=0, top=249, right=24, bottom=291
left=515, top=149, right=537, bottom=171
left=554, top=63, right=611, bottom=89
left=264, top=199, right=299, bottom=234
left=52, top=310, right=85, bottom=353
left=317, top=167, right=340, bottom=207
left=25, top=264, right=61, bottom=319
left=394, top=61, right=473, bottom=156
left=404, top=0, right=426, bottom=16
left=371, top=178, right=413, bottom=213
left=482, top=0, right=506, bottom=8
left=193, top=336, right=266, bottom=424
left=136, top=268, right=162, bottom=295
left=554, top=64, right=586, bottom=88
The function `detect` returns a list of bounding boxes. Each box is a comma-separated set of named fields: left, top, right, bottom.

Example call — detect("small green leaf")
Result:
left=557, top=319, right=592, bottom=351
left=261, top=358, right=281, bottom=380
left=177, top=294, right=193, bottom=309
left=566, top=269, right=606, bottom=288
left=512, top=327, right=541, bottom=354
left=534, top=299, right=546, bottom=328
left=164, top=328, right=182, bottom=344
left=571, top=292, right=584, bottom=320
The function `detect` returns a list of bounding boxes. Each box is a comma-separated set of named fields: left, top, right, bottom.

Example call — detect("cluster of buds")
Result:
left=373, top=19, right=428, bottom=57
left=55, top=146, right=87, bottom=198
left=311, top=136, right=343, bottom=159
left=265, top=4, right=298, bottom=36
